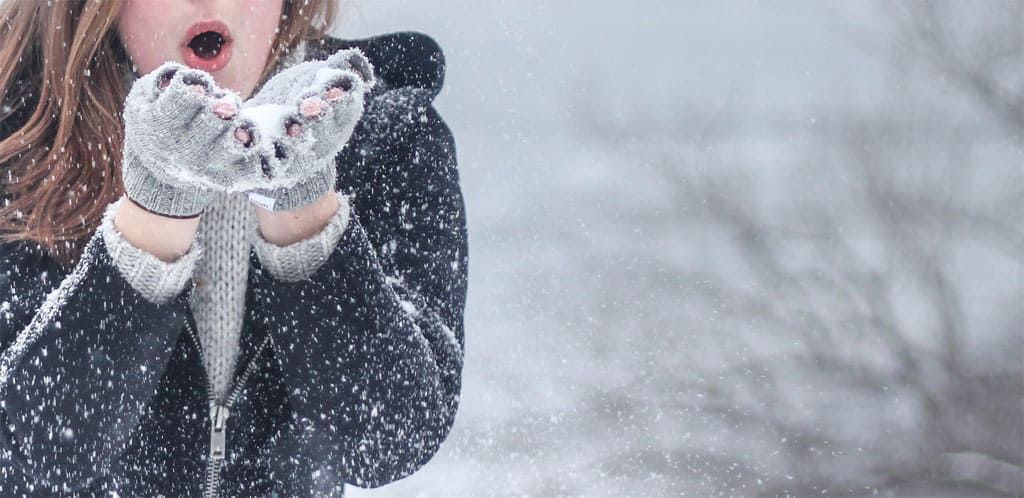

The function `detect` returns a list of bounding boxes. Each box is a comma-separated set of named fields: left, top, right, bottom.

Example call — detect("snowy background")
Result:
left=338, top=1, right=1023, bottom=497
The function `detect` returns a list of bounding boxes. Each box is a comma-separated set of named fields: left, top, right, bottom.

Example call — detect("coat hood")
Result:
left=307, top=31, right=446, bottom=103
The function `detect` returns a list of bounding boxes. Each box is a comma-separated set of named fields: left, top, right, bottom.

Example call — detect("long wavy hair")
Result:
left=0, top=0, right=337, bottom=269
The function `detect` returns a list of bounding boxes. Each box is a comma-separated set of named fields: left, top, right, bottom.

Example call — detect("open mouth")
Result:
left=181, top=21, right=233, bottom=72
left=189, top=31, right=226, bottom=59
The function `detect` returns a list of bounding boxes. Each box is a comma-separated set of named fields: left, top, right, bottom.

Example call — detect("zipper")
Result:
left=183, top=316, right=272, bottom=498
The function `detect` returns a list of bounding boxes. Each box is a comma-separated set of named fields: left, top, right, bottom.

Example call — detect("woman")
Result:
left=0, top=1, right=467, bottom=496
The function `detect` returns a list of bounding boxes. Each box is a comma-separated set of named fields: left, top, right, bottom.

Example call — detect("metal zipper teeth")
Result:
left=183, top=318, right=215, bottom=403
left=204, top=458, right=225, bottom=498
left=227, top=333, right=271, bottom=407
left=183, top=316, right=272, bottom=498
left=183, top=316, right=271, bottom=410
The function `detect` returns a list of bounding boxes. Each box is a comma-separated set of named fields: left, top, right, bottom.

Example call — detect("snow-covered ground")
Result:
left=340, top=2, right=1023, bottom=496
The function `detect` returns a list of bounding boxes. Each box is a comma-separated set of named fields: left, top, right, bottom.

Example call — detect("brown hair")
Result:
left=0, top=0, right=337, bottom=269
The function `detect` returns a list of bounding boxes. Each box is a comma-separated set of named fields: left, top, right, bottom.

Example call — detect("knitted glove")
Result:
left=237, top=49, right=376, bottom=212
left=122, top=63, right=262, bottom=218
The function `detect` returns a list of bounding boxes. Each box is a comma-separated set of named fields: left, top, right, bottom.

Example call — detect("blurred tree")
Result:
left=569, top=1, right=1022, bottom=496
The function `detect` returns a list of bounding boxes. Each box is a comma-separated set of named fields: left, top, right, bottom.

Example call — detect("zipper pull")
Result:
left=209, top=401, right=230, bottom=459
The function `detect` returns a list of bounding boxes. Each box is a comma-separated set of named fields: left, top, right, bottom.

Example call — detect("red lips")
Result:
left=181, top=20, right=233, bottom=73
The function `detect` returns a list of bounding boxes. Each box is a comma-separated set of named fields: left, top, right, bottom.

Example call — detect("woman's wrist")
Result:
left=253, top=188, right=340, bottom=246
left=114, top=195, right=202, bottom=263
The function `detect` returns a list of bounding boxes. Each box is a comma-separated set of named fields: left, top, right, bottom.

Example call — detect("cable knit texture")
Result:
left=250, top=190, right=352, bottom=282
left=98, top=197, right=202, bottom=306
left=189, top=191, right=256, bottom=402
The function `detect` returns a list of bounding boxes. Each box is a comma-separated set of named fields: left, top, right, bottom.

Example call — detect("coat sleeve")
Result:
left=0, top=229, right=195, bottom=493
left=248, top=101, right=468, bottom=489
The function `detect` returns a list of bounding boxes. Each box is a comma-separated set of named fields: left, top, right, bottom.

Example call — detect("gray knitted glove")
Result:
left=122, top=63, right=262, bottom=218
left=237, top=49, right=376, bottom=212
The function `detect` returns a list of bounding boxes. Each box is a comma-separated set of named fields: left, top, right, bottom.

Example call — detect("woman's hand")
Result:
left=237, top=49, right=376, bottom=212
left=121, top=63, right=262, bottom=217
